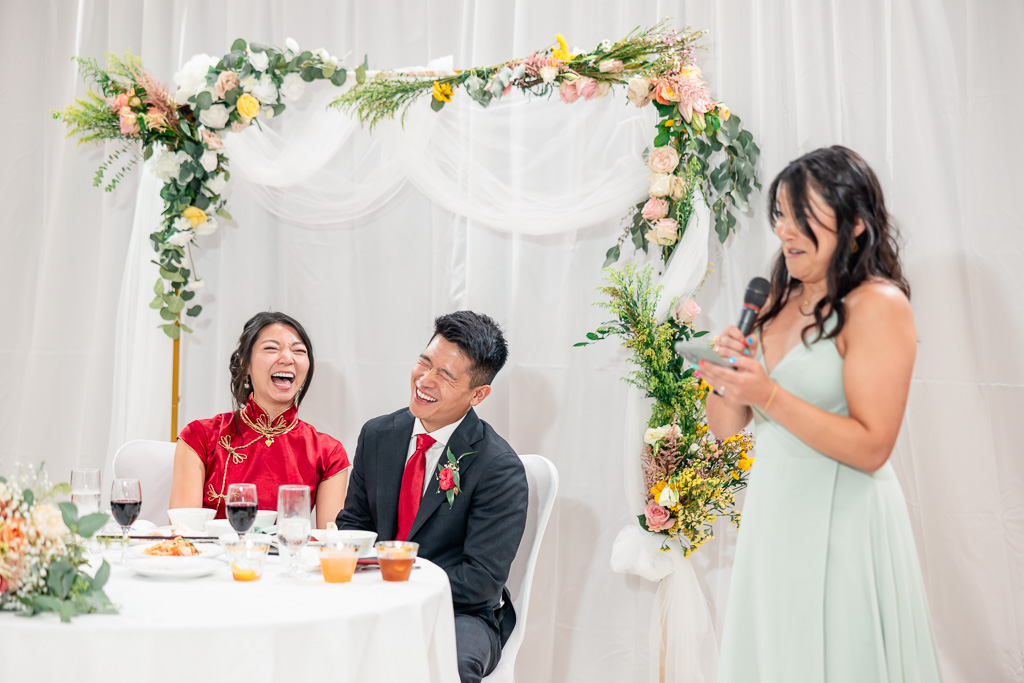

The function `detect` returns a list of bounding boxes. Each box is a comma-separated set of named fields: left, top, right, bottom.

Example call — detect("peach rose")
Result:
left=118, top=107, right=140, bottom=136
left=648, top=146, right=680, bottom=174
left=645, top=218, right=680, bottom=246
left=626, top=77, right=653, bottom=108
left=644, top=502, right=674, bottom=532
left=673, top=298, right=701, bottom=325
left=110, top=92, right=130, bottom=112
left=559, top=80, right=579, bottom=104
left=202, top=129, right=224, bottom=150
left=575, top=77, right=599, bottom=100
left=598, top=59, right=624, bottom=73
left=648, top=173, right=684, bottom=199
left=641, top=197, right=669, bottom=221
left=214, top=70, right=240, bottom=100
left=654, top=78, right=680, bottom=105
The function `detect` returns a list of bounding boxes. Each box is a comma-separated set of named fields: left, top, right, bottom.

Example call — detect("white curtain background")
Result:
left=3, top=1, right=1022, bottom=681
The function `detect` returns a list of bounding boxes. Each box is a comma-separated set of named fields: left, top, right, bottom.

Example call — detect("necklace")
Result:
left=240, top=408, right=299, bottom=447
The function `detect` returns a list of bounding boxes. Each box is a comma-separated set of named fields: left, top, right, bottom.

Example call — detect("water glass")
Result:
left=277, top=485, right=311, bottom=578
left=70, top=469, right=101, bottom=516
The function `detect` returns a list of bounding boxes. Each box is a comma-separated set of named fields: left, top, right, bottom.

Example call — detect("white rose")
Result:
left=166, top=229, right=194, bottom=247
left=247, top=48, right=269, bottom=72
left=285, top=37, right=300, bottom=54
left=186, top=279, right=206, bottom=291
left=173, top=53, right=219, bottom=103
left=32, top=504, right=67, bottom=541
left=239, top=75, right=258, bottom=92
left=172, top=216, right=193, bottom=233
left=538, top=65, right=559, bottom=84
left=194, top=216, right=218, bottom=236
left=198, top=103, right=230, bottom=129
left=151, top=147, right=183, bottom=182
left=280, top=72, right=305, bottom=101
left=626, top=77, right=652, bottom=108
left=648, top=173, right=673, bottom=198
left=689, top=442, right=700, bottom=454
left=657, top=484, right=679, bottom=507
left=252, top=74, right=279, bottom=105
left=314, top=48, right=330, bottom=62
left=199, top=149, right=219, bottom=173
left=206, top=173, right=227, bottom=196
left=644, top=425, right=671, bottom=446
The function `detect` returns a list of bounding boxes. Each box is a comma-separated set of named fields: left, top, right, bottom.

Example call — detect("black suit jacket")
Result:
left=338, top=407, right=529, bottom=643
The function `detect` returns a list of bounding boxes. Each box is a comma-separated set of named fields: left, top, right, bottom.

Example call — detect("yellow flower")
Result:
left=717, top=104, right=731, bottom=121
left=664, top=119, right=675, bottom=127
left=737, top=456, right=753, bottom=471
left=650, top=480, right=667, bottom=500
left=182, top=206, right=207, bottom=227
left=432, top=81, right=453, bottom=103
left=731, top=471, right=740, bottom=480
left=553, top=33, right=571, bottom=61
left=236, top=93, right=261, bottom=121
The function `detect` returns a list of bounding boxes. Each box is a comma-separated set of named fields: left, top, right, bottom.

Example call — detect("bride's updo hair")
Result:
left=228, top=311, right=316, bottom=411
left=755, top=145, right=910, bottom=342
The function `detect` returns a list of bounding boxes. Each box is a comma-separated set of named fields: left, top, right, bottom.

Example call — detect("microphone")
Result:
left=738, top=277, right=770, bottom=336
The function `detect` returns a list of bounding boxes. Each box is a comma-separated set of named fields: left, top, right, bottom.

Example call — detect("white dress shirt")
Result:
left=408, top=414, right=468, bottom=495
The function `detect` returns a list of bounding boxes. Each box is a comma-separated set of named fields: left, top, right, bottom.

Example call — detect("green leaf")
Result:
left=195, top=91, right=212, bottom=111
left=586, top=332, right=600, bottom=340
left=653, top=101, right=674, bottom=117
left=179, top=322, right=194, bottom=334
left=46, top=559, right=75, bottom=599
left=159, top=307, right=177, bottom=321
left=272, top=103, right=286, bottom=117
left=693, top=330, right=710, bottom=338
left=224, top=89, right=240, bottom=107
left=446, top=448, right=457, bottom=465
left=572, top=342, right=590, bottom=347
left=602, top=245, right=621, bottom=268
left=181, top=289, right=196, bottom=301
left=216, top=207, right=233, bottom=220
left=329, top=69, right=347, bottom=87
left=430, top=98, right=445, bottom=112
left=186, top=305, right=203, bottom=317
left=249, top=42, right=271, bottom=53
left=445, top=489, right=455, bottom=508
left=27, top=595, right=62, bottom=615
left=23, top=489, right=34, bottom=507
left=637, top=513, right=652, bottom=532
left=159, top=266, right=185, bottom=283
left=653, top=128, right=670, bottom=147
left=300, top=66, right=317, bottom=82
left=321, top=63, right=336, bottom=78
left=231, top=38, right=247, bottom=53
left=77, top=513, right=109, bottom=539
left=166, top=294, right=186, bottom=314
left=193, top=193, right=210, bottom=211
left=142, top=144, right=153, bottom=161
left=153, top=278, right=164, bottom=296
left=160, top=324, right=181, bottom=340
left=58, top=501, right=79, bottom=532
left=92, top=560, right=111, bottom=591
left=356, top=54, right=368, bottom=85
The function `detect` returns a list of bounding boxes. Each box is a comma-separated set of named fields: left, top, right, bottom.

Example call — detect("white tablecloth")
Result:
left=0, top=551, right=459, bottom=683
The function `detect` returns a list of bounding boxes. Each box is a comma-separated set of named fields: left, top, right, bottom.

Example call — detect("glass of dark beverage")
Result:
left=110, top=478, right=142, bottom=564
left=226, top=483, right=258, bottom=539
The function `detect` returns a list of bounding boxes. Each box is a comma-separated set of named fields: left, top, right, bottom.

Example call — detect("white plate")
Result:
left=129, top=542, right=224, bottom=559
left=129, top=556, right=222, bottom=579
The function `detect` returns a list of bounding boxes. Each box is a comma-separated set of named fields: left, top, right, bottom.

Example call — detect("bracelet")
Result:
left=762, top=382, right=779, bottom=411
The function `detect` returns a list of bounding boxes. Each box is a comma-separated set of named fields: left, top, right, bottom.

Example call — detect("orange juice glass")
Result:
left=319, top=542, right=360, bottom=583
left=375, top=541, right=419, bottom=582
left=225, top=539, right=270, bottom=582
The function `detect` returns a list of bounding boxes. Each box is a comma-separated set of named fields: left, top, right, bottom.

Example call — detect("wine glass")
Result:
left=226, top=483, right=258, bottom=539
left=110, top=478, right=142, bottom=565
left=277, top=485, right=311, bottom=578
left=70, top=469, right=101, bottom=516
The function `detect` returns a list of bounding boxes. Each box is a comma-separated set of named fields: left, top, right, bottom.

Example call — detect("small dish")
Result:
left=129, top=557, right=221, bottom=579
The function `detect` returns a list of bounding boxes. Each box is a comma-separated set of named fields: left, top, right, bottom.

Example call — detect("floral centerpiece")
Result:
left=579, top=263, right=753, bottom=556
left=0, top=465, right=114, bottom=622
left=54, top=40, right=356, bottom=337
left=333, top=20, right=760, bottom=267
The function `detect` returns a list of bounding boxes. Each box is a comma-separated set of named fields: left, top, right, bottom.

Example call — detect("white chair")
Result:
left=111, top=439, right=176, bottom=524
left=484, top=454, right=559, bottom=683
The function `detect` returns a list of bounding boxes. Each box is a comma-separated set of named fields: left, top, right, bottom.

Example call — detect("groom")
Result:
left=338, top=311, right=529, bottom=683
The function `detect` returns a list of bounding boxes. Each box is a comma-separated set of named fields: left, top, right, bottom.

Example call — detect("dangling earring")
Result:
left=851, top=237, right=859, bottom=253
left=244, top=376, right=251, bottom=390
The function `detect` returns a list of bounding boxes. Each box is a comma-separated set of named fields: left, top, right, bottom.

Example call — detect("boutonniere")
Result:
left=436, top=448, right=474, bottom=508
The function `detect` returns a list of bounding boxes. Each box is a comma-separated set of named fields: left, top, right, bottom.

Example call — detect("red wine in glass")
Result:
left=226, top=483, right=258, bottom=538
left=111, top=500, right=142, bottom=527
left=110, top=478, right=142, bottom=564
left=226, top=502, right=258, bottom=535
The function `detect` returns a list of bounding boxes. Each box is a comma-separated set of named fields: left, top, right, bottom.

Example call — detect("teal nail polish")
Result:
left=746, top=336, right=754, bottom=345
left=743, top=348, right=750, bottom=356
left=728, top=356, right=736, bottom=364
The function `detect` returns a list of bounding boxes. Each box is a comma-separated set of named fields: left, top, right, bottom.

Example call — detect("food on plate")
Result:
left=142, top=537, right=201, bottom=556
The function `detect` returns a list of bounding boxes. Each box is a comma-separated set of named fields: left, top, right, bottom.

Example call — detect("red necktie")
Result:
left=395, top=433, right=436, bottom=541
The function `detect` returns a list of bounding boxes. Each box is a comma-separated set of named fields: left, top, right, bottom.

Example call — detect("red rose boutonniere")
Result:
left=436, top=448, right=473, bottom=508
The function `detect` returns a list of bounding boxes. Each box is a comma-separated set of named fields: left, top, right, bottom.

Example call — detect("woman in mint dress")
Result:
left=698, top=146, right=942, bottom=682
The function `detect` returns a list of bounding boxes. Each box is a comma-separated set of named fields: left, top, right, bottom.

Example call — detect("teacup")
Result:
left=324, top=529, right=377, bottom=557
left=167, top=508, right=215, bottom=533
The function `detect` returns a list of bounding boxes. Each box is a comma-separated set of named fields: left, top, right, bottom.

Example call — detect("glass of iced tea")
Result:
left=319, top=541, right=360, bottom=583
left=375, top=541, right=418, bottom=582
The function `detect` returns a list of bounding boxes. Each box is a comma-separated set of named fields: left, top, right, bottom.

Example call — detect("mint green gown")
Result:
left=718, top=328, right=942, bottom=682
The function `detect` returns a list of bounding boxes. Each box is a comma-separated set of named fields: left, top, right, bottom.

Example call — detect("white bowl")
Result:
left=205, top=519, right=234, bottom=538
left=167, top=508, right=215, bottom=533
left=324, top=530, right=377, bottom=557
left=254, top=509, right=277, bottom=529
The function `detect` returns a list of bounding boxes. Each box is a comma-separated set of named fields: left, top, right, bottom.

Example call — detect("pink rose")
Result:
left=645, top=218, right=680, bottom=246
left=230, top=118, right=250, bottom=133
left=575, top=77, right=599, bottom=100
left=641, top=197, right=669, bottom=221
left=202, top=129, right=224, bottom=150
left=0, top=576, right=6, bottom=594
left=644, top=502, right=674, bottom=532
left=110, top=92, right=130, bottom=112
left=118, top=107, right=140, bottom=136
left=647, top=146, right=680, bottom=174
left=214, top=71, right=240, bottom=100
left=673, top=298, right=701, bottom=325
left=559, top=79, right=579, bottom=104
left=439, top=467, right=455, bottom=491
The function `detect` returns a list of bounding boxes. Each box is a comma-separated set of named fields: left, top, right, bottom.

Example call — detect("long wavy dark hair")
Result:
left=228, top=312, right=315, bottom=411
left=755, top=145, right=910, bottom=342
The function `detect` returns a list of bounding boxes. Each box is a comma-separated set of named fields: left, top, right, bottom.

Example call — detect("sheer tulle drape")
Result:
left=5, top=1, right=1024, bottom=682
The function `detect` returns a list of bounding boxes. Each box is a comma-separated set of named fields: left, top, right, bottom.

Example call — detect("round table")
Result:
left=0, top=550, right=459, bottom=683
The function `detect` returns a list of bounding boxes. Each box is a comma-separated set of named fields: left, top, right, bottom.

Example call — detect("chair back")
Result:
left=111, top=439, right=176, bottom=524
left=484, top=454, right=559, bottom=682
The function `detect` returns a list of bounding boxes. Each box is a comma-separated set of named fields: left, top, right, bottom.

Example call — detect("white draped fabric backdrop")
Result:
left=3, top=1, right=1022, bottom=681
